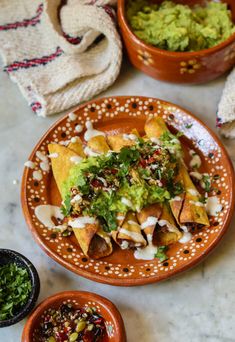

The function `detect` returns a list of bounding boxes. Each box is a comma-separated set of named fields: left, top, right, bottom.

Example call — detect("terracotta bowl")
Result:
left=117, top=0, right=235, bottom=84
left=22, top=291, right=126, bottom=342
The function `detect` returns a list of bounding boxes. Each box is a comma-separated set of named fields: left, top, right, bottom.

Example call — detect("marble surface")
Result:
left=1, top=58, right=235, bottom=342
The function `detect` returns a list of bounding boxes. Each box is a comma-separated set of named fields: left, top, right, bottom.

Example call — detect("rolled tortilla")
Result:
left=87, top=135, right=110, bottom=154
left=48, top=144, right=83, bottom=197
left=136, top=203, right=162, bottom=237
left=156, top=204, right=182, bottom=246
left=111, top=212, right=126, bottom=243
left=115, top=212, right=147, bottom=249
left=68, top=137, right=86, bottom=158
left=144, top=116, right=209, bottom=229
left=107, top=129, right=139, bottom=152
left=145, top=116, right=168, bottom=139
left=69, top=217, right=112, bottom=259
left=49, top=144, right=112, bottom=259
left=178, top=164, right=210, bottom=228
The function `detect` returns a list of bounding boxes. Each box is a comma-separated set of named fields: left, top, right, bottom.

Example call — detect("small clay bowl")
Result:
left=0, top=249, right=40, bottom=328
left=22, top=291, right=126, bottom=342
left=118, top=0, right=235, bottom=84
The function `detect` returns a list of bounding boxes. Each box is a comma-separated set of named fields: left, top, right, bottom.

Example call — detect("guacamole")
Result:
left=126, top=0, right=235, bottom=52
left=62, top=133, right=184, bottom=232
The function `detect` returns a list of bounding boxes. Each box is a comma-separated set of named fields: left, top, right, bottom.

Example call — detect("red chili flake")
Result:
left=139, top=159, right=147, bottom=167
left=44, top=315, right=51, bottom=322
left=93, top=318, right=103, bottom=324
left=154, top=149, right=161, bottom=155
left=55, top=331, right=68, bottom=341
left=83, top=331, right=94, bottom=342
left=91, top=179, right=103, bottom=188
left=111, top=168, right=118, bottom=174
left=146, top=157, right=155, bottom=164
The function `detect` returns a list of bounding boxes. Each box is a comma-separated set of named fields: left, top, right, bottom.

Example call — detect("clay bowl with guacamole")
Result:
left=118, top=0, right=235, bottom=84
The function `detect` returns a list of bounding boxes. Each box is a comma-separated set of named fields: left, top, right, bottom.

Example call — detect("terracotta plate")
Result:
left=21, top=291, right=126, bottom=342
left=21, top=96, right=235, bottom=286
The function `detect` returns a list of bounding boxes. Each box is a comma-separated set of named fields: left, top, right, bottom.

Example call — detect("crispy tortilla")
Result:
left=87, top=135, right=110, bottom=154
left=107, top=132, right=138, bottom=152
left=137, top=203, right=162, bottom=236
left=68, top=137, right=86, bottom=157
left=145, top=116, right=168, bottom=139
left=89, top=228, right=113, bottom=259
left=179, top=164, right=209, bottom=227
left=72, top=220, right=112, bottom=259
left=156, top=204, right=182, bottom=246
left=115, top=212, right=147, bottom=249
left=48, top=144, right=81, bottom=197
left=144, top=116, right=209, bottom=229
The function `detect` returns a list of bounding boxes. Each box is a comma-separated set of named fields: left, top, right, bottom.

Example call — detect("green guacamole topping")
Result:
left=62, top=134, right=184, bottom=232
left=126, top=0, right=235, bottom=52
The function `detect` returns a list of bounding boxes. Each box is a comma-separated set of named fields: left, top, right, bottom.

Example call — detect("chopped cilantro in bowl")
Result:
left=0, top=263, right=32, bottom=321
left=0, top=249, right=40, bottom=327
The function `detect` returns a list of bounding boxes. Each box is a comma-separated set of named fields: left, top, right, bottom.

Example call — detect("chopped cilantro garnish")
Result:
left=185, top=123, right=193, bottom=129
left=202, top=174, right=211, bottom=192
left=176, top=131, right=184, bottom=138
left=171, top=181, right=184, bottom=196
left=88, top=192, right=118, bottom=231
left=0, top=263, right=32, bottom=321
left=62, top=133, right=186, bottom=232
left=160, top=131, right=182, bottom=157
left=155, top=246, right=169, bottom=262
left=118, top=146, right=140, bottom=165
left=199, top=196, right=207, bottom=204
left=61, top=194, right=71, bottom=216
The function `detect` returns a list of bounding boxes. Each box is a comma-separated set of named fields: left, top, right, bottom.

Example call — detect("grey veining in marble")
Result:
left=0, top=58, right=235, bottom=342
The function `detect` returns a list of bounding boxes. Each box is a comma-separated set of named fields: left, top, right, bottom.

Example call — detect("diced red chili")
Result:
left=111, top=168, right=118, bottom=174
left=91, top=179, right=103, bottom=188
left=83, top=331, right=94, bottom=342
left=55, top=331, right=68, bottom=341
left=93, top=318, right=104, bottom=325
left=139, top=158, right=147, bottom=167
left=146, top=157, right=155, bottom=164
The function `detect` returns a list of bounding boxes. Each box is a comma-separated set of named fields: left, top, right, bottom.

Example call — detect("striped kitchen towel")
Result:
left=217, top=67, right=235, bottom=138
left=0, top=0, right=122, bottom=116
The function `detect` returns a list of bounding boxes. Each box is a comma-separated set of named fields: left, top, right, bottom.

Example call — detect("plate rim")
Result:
left=21, top=96, right=235, bottom=286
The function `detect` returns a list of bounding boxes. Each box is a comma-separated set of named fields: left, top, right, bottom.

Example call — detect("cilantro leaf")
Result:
left=0, top=263, right=32, bottom=320
left=88, top=192, right=118, bottom=232
left=119, top=146, right=140, bottom=165
left=61, top=194, right=71, bottom=216
left=155, top=246, right=169, bottom=262
left=202, top=174, right=211, bottom=192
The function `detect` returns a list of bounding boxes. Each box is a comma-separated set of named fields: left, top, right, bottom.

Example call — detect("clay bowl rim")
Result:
left=0, top=249, right=40, bottom=328
left=21, top=96, right=235, bottom=287
left=118, top=0, right=235, bottom=57
left=21, top=290, right=126, bottom=342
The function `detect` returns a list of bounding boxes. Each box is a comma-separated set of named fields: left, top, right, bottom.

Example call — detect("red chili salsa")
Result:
left=38, top=303, right=107, bottom=342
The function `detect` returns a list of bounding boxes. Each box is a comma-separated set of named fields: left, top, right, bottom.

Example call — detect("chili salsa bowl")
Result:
left=117, top=0, right=235, bottom=84
left=21, top=96, right=235, bottom=286
left=21, top=291, right=126, bottom=342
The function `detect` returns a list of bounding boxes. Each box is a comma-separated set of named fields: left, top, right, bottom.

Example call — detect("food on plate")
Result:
left=34, top=116, right=223, bottom=262
left=126, top=0, right=235, bottom=52
left=0, top=263, right=32, bottom=321
left=37, top=303, right=107, bottom=342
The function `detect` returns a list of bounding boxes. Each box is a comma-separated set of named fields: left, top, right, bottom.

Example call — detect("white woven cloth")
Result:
left=0, top=0, right=122, bottom=116
left=218, top=67, right=235, bottom=138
